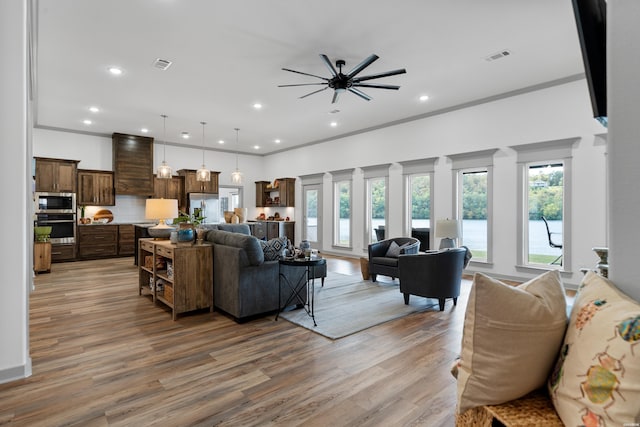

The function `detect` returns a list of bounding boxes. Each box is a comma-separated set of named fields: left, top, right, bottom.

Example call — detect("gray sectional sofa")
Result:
left=204, top=225, right=314, bottom=322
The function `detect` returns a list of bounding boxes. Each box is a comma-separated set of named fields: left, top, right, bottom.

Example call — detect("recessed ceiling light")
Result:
left=218, top=140, right=224, bottom=145
left=83, top=119, right=92, bottom=125
left=419, top=95, right=429, bottom=102
left=253, top=103, right=262, bottom=109
left=274, top=139, right=281, bottom=144
left=330, top=121, right=338, bottom=127
left=89, top=106, right=100, bottom=113
left=140, top=128, right=149, bottom=133
left=108, top=67, right=123, bottom=76
left=253, top=145, right=260, bottom=150
left=181, top=132, right=190, bottom=139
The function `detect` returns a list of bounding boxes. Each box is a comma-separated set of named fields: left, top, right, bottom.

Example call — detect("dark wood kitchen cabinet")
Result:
left=35, top=157, right=79, bottom=193
left=154, top=175, right=186, bottom=212
left=112, top=133, right=154, bottom=196
left=77, top=169, right=115, bottom=206
left=77, top=225, right=118, bottom=259
left=177, top=169, right=220, bottom=194
left=118, top=224, right=135, bottom=256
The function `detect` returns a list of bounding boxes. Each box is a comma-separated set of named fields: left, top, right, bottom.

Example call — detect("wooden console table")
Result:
left=138, top=238, right=213, bottom=320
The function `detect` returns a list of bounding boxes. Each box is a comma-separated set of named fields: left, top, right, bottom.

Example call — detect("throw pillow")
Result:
left=456, top=271, right=567, bottom=414
left=548, top=271, right=640, bottom=425
left=385, top=241, right=401, bottom=258
left=260, top=236, right=288, bottom=261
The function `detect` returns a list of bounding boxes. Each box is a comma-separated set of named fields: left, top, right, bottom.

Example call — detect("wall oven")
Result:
left=35, top=213, right=76, bottom=244
left=34, top=192, right=77, bottom=244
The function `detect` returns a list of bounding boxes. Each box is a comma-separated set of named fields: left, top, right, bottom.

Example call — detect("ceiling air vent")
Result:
left=152, top=58, right=173, bottom=70
left=485, top=50, right=511, bottom=62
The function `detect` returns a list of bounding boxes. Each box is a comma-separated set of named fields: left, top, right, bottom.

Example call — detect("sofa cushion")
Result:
left=385, top=241, right=401, bottom=258
left=260, top=236, right=288, bottom=261
left=548, top=271, right=640, bottom=426
left=456, top=271, right=567, bottom=414
left=206, top=229, right=264, bottom=266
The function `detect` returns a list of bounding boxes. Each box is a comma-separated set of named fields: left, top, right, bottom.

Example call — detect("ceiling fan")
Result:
left=279, top=54, right=407, bottom=104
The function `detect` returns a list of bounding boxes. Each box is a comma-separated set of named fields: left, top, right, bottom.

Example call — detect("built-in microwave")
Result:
left=34, top=192, right=76, bottom=214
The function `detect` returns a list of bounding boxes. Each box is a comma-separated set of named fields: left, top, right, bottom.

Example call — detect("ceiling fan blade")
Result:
left=320, top=54, right=338, bottom=77
left=278, top=83, right=327, bottom=87
left=347, top=54, right=379, bottom=78
left=282, top=68, right=329, bottom=81
left=352, top=83, right=401, bottom=90
left=300, top=87, right=329, bottom=99
left=331, top=90, right=341, bottom=104
left=353, top=68, right=407, bottom=83
left=348, top=87, right=372, bottom=101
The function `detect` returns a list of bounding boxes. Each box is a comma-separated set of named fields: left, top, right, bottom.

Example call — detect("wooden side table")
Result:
left=138, top=238, right=213, bottom=320
left=34, top=241, right=52, bottom=274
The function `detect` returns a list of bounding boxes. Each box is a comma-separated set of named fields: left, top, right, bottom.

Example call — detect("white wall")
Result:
left=262, top=80, right=608, bottom=288
left=608, top=0, right=640, bottom=301
left=0, top=0, right=32, bottom=383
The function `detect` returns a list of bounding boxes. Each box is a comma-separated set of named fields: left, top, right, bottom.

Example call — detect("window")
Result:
left=362, top=164, right=390, bottom=245
left=401, top=158, right=436, bottom=241
left=511, top=138, right=575, bottom=271
left=448, top=149, right=498, bottom=263
left=458, top=169, right=489, bottom=261
left=330, top=169, right=353, bottom=248
left=409, top=174, right=431, bottom=229
left=526, top=163, right=564, bottom=266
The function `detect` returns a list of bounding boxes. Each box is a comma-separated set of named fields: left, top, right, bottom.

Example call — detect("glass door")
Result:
left=303, top=184, right=322, bottom=249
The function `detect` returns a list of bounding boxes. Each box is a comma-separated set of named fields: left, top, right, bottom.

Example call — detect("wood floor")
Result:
left=0, top=255, right=473, bottom=427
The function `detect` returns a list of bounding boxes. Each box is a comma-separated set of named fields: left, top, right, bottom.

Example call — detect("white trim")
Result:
left=361, top=163, right=391, bottom=179
left=447, top=148, right=499, bottom=170
left=399, top=157, right=437, bottom=175
left=0, top=360, right=32, bottom=385
left=299, top=172, right=324, bottom=186
left=329, top=168, right=354, bottom=182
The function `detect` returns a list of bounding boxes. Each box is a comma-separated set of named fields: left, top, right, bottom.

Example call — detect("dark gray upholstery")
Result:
left=398, top=247, right=468, bottom=311
left=368, top=237, right=420, bottom=282
left=204, top=229, right=323, bottom=322
left=201, top=223, right=251, bottom=235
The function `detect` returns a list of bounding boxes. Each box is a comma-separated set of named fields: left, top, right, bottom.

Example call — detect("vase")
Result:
left=176, top=228, right=194, bottom=245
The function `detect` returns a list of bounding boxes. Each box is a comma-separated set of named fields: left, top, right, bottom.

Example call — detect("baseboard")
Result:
left=0, top=358, right=32, bottom=384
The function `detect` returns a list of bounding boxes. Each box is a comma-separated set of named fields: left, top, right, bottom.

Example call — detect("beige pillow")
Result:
left=548, top=271, right=640, bottom=425
left=456, top=271, right=567, bottom=414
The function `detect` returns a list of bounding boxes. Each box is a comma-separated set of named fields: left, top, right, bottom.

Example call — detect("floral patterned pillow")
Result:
left=548, top=271, right=640, bottom=425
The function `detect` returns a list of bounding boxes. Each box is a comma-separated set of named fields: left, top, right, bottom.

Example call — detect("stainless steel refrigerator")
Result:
left=187, top=193, right=220, bottom=224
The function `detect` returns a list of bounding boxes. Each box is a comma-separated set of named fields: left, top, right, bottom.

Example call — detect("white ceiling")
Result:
left=35, top=0, right=585, bottom=155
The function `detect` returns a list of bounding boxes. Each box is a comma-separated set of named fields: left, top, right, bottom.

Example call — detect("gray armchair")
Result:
left=368, top=237, right=420, bottom=282
left=398, top=247, right=468, bottom=311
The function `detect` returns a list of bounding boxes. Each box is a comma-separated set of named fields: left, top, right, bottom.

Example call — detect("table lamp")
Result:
left=435, top=219, right=461, bottom=249
left=146, top=198, right=179, bottom=239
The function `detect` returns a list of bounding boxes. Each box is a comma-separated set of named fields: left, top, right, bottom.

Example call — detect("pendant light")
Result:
left=196, top=121, right=211, bottom=182
left=231, top=127, right=243, bottom=184
left=156, top=114, right=172, bottom=179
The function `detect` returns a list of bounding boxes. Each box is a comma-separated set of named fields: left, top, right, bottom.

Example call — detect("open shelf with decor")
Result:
left=255, top=178, right=295, bottom=207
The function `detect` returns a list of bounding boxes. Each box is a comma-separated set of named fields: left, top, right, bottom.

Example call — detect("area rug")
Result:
left=278, top=273, right=439, bottom=339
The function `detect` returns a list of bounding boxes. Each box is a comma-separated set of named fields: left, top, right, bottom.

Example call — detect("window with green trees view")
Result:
left=458, top=169, right=489, bottom=261
left=334, top=180, right=351, bottom=247
left=526, top=163, right=563, bottom=265
left=367, top=177, right=386, bottom=243
left=409, top=174, right=431, bottom=229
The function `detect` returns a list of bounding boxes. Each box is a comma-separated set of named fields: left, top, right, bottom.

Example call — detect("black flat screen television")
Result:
left=571, top=0, right=607, bottom=127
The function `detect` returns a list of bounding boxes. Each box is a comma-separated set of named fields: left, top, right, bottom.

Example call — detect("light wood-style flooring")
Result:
left=1, top=255, right=473, bottom=426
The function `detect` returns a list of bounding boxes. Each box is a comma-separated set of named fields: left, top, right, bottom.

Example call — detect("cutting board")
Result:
left=93, top=209, right=114, bottom=223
